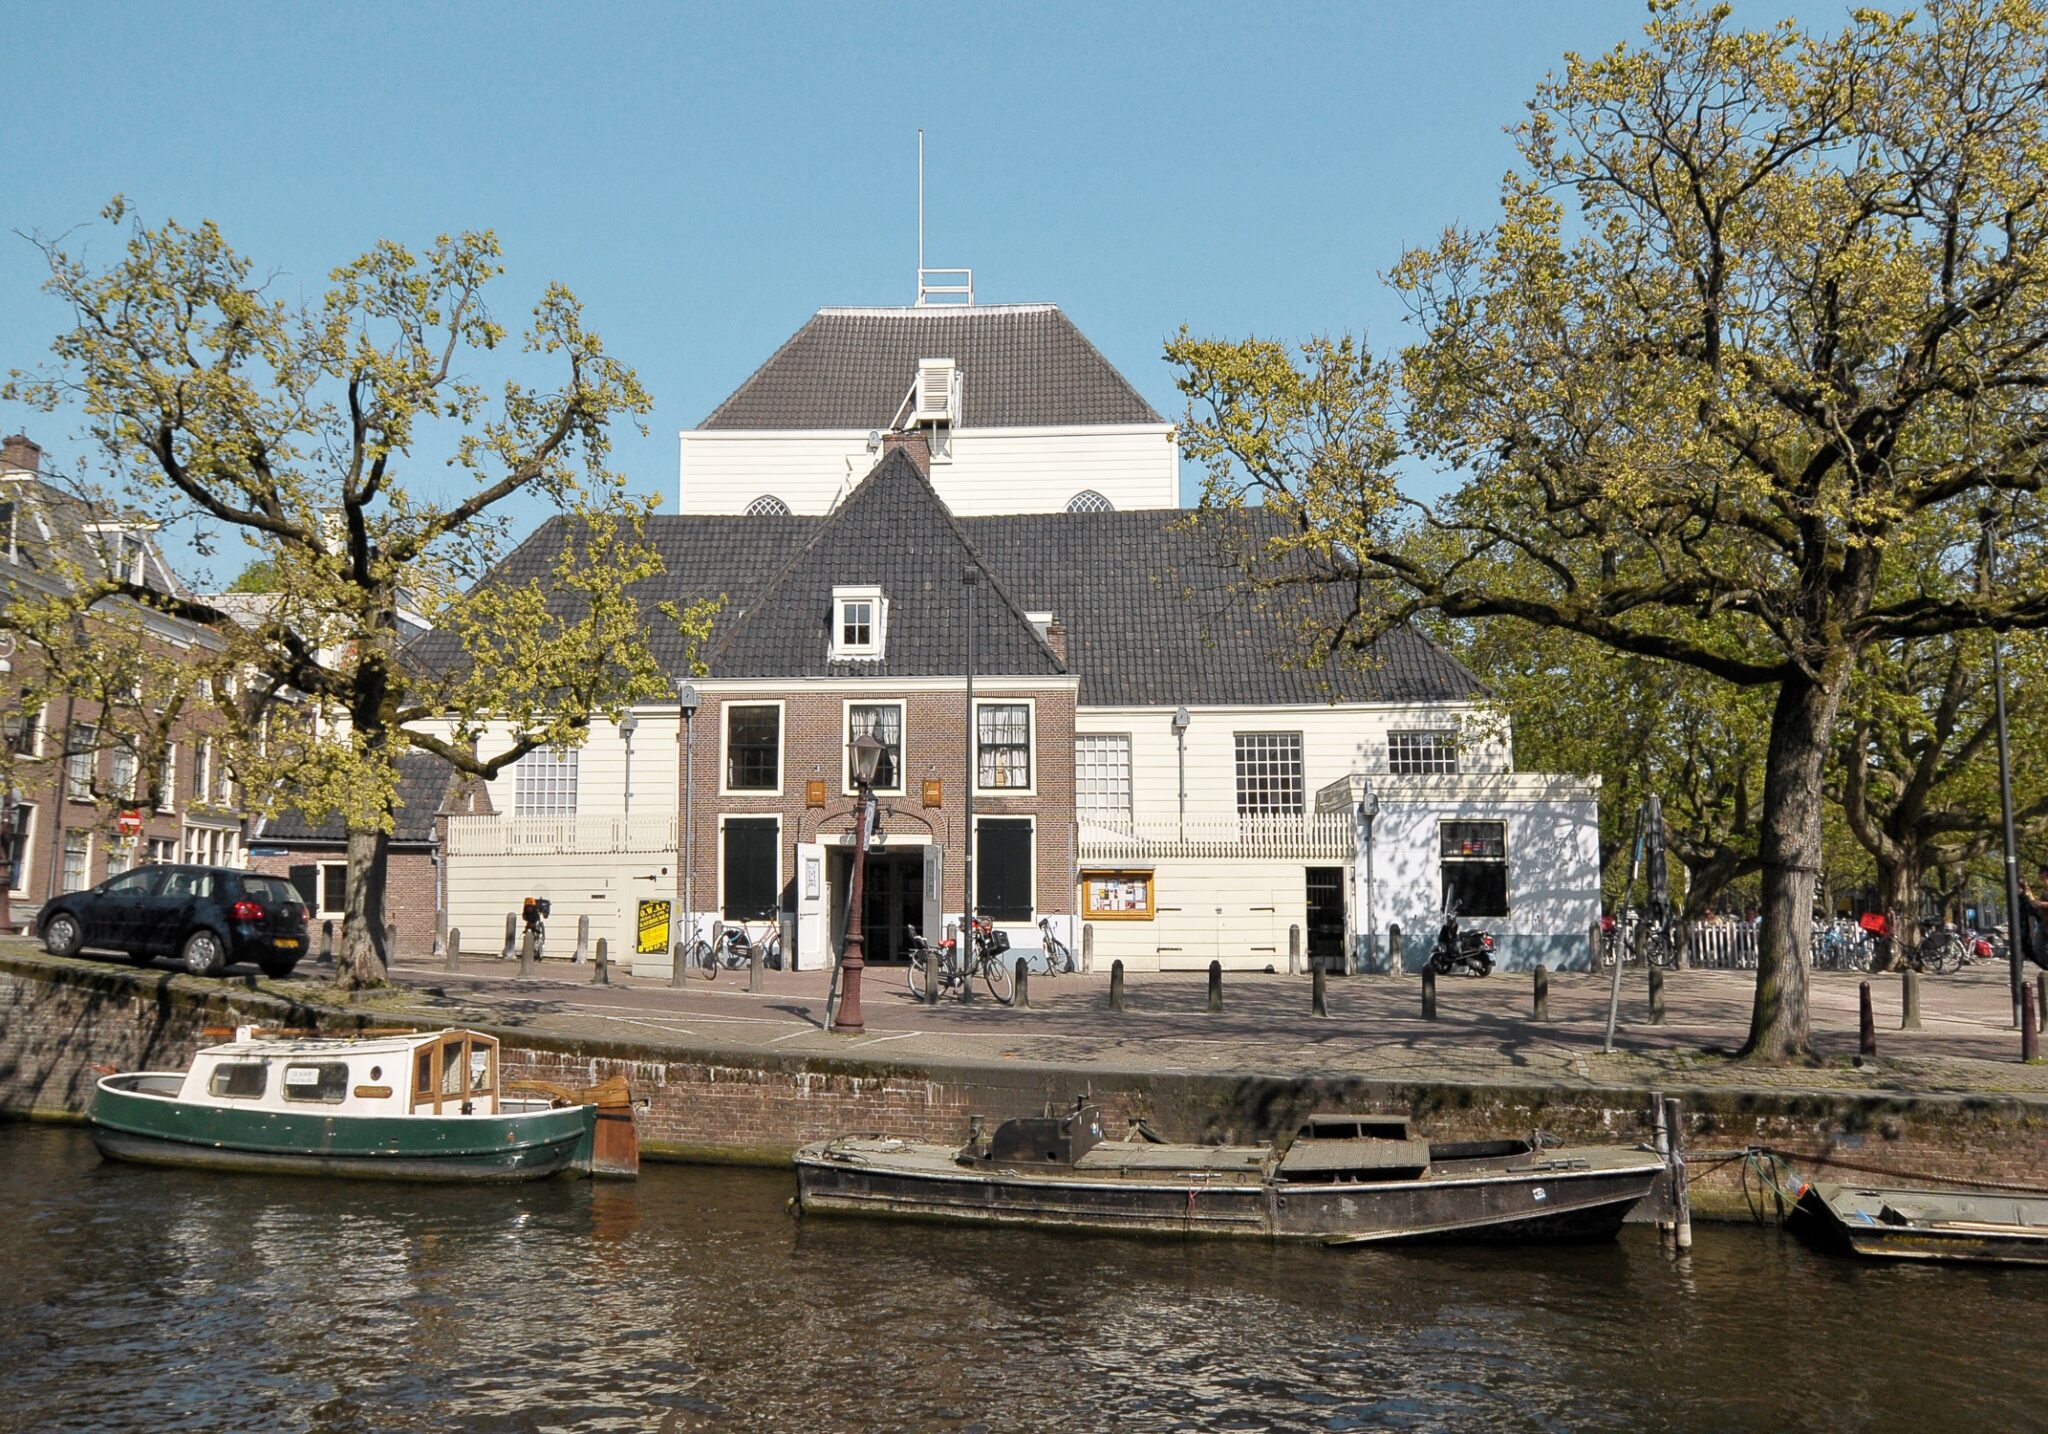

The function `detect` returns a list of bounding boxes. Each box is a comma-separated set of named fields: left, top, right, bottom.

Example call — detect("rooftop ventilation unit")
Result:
left=913, top=359, right=960, bottom=424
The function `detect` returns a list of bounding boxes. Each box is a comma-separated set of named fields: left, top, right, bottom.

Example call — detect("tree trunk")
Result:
left=1870, top=857, right=1916, bottom=972
left=1741, top=670, right=1846, bottom=1061
left=338, top=827, right=391, bottom=989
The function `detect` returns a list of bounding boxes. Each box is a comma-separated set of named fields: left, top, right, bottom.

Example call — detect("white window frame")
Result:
left=1389, top=728, right=1460, bottom=776
left=830, top=585, right=888, bottom=661
left=110, top=746, right=138, bottom=803
left=720, top=699, right=786, bottom=796
left=1234, top=732, right=1305, bottom=815
left=6, top=801, right=36, bottom=896
left=192, top=739, right=212, bottom=805
left=181, top=823, right=242, bottom=869
left=316, top=860, right=349, bottom=920
left=513, top=747, right=580, bottom=817
left=1075, top=733, right=1133, bottom=829
left=156, top=743, right=177, bottom=812
left=974, top=698, right=1035, bottom=795
left=65, top=722, right=98, bottom=802
left=143, top=835, right=177, bottom=867
left=842, top=699, right=907, bottom=796
left=716, top=812, right=783, bottom=924
left=84, top=523, right=150, bottom=585
left=2, top=704, right=44, bottom=760
left=60, top=828, right=92, bottom=893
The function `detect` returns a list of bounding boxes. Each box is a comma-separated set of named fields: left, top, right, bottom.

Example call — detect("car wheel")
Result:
left=41, top=913, right=82, bottom=958
left=181, top=929, right=227, bottom=977
left=258, top=957, right=298, bottom=980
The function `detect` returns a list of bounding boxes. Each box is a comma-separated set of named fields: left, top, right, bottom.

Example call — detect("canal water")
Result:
left=2, top=1123, right=2042, bottom=1433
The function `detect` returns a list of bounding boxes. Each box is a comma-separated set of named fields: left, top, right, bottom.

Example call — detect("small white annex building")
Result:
left=427, top=297, right=1603, bottom=974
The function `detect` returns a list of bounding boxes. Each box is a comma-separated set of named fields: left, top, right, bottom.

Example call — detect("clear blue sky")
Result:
left=2, top=1, right=1816, bottom=583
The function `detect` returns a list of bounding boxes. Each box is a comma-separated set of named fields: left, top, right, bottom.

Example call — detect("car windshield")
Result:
left=236, top=876, right=302, bottom=905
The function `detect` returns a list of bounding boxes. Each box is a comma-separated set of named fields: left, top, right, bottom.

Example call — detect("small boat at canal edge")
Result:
left=1791, top=1182, right=2048, bottom=1265
left=89, top=1026, right=637, bottom=1182
left=794, top=1104, right=1667, bottom=1244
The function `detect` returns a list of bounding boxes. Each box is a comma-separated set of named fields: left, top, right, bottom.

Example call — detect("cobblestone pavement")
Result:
left=294, top=948, right=2048, bottom=1102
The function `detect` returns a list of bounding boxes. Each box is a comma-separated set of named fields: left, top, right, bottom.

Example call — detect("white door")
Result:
left=794, top=842, right=826, bottom=971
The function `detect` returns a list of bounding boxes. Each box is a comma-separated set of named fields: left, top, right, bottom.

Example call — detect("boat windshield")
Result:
left=410, top=1034, right=498, bottom=1115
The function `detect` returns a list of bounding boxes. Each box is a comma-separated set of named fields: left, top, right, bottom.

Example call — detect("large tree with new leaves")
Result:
left=7, top=203, right=714, bottom=987
left=1172, top=0, right=2048, bottom=1059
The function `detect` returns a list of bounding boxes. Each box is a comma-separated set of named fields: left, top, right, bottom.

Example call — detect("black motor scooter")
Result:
left=1427, top=904, right=1495, bottom=977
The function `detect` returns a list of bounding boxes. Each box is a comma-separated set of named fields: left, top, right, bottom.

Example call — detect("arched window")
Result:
left=745, top=494, right=792, bottom=517
left=1065, top=490, right=1114, bottom=514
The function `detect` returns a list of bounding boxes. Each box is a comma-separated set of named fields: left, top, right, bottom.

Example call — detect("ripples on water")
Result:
left=1, top=1124, right=2042, bottom=1433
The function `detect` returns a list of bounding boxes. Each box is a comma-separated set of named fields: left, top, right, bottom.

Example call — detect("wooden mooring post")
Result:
left=501, top=913, right=517, bottom=962
left=574, top=914, right=590, bottom=965
left=444, top=927, right=461, bottom=973
left=1207, top=960, right=1222, bottom=1012
left=1312, top=965, right=1327, bottom=1018
left=1109, top=959, right=1125, bottom=1012
left=1533, top=964, right=1549, bottom=1022
left=1421, top=964, right=1437, bottom=1021
left=1388, top=922, right=1402, bottom=973
left=2024, top=984, right=2040, bottom=1063
left=1081, top=922, right=1094, bottom=974
left=1900, top=968, right=1922, bottom=1029
left=593, top=937, right=609, bottom=985
left=1647, top=965, right=1665, bottom=1025
left=1014, top=957, right=1030, bottom=1009
left=1662, top=1094, right=1692, bottom=1250
left=319, top=920, right=334, bottom=964
left=519, top=927, right=536, bottom=978
left=1859, top=981, right=1877, bottom=1056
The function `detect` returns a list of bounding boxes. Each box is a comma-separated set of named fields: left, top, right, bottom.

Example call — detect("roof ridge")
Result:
left=812, top=303, right=1062, bottom=317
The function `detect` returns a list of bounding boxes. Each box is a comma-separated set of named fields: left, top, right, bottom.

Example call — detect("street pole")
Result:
left=674, top=683, right=700, bottom=988
left=836, top=732, right=884, bottom=1034
left=963, top=566, right=977, bottom=928
left=1985, top=522, right=2026, bottom=1028
left=1361, top=779, right=1378, bottom=976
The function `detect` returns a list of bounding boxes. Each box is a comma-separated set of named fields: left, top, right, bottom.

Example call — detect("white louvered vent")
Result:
left=913, top=359, right=959, bottom=424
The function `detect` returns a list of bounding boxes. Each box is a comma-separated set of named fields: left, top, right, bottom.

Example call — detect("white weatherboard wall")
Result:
left=444, top=817, right=685, bottom=970
left=1357, top=775, right=1603, bottom=973
left=1085, top=859, right=1319, bottom=973
left=678, top=426, right=1179, bottom=516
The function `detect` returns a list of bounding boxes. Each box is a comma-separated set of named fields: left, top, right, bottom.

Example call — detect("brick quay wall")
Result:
left=4, top=953, right=2043, bottom=1221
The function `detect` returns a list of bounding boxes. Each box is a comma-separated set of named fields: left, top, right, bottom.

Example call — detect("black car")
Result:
left=39, top=864, right=312, bottom=978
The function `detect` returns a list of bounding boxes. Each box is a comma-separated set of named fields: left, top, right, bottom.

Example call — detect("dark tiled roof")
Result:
left=960, top=509, right=1486, bottom=707
left=698, top=305, right=1163, bottom=430
left=704, top=450, right=1063, bottom=679
left=263, top=750, right=465, bottom=845
left=409, top=471, right=1482, bottom=707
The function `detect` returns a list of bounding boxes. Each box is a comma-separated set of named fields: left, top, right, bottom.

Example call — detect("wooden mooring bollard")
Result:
left=519, top=927, right=536, bottom=978
left=670, top=940, right=687, bottom=988
left=1859, top=980, right=1876, bottom=1056
left=1661, top=1094, right=1693, bottom=1250
left=750, top=938, right=765, bottom=992
left=1289, top=924, right=1302, bottom=976
left=1647, top=965, right=1665, bottom=1024
left=1421, top=964, right=1437, bottom=1020
left=1207, top=960, right=1222, bottom=1013
left=1533, top=964, right=1549, bottom=1022
left=1388, top=922, right=1402, bottom=974
left=444, top=927, right=461, bottom=973
left=1081, top=923, right=1093, bottom=974
left=593, top=936, right=609, bottom=985
left=1109, top=959, right=1125, bottom=1012
left=1901, top=968, right=1921, bottom=1030
left=1014, top=957, right=1029, bottom=1008
left=2024, top=983, right=2040, bottom=1063
left=319, top=920, right=335, bottom=964
left=502, top=913, right=517, bottom=961
left=1312, top=965, right=1327, bottom=1017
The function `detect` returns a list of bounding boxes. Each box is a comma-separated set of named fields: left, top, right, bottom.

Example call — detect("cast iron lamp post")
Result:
left=834, top=729, right=886, bottom=1034
left=673, top=681, right=701, bottom=988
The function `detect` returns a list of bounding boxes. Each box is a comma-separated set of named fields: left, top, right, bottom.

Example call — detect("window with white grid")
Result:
left=1075, top=735, right=1132, bottom=826
left=65, top=723, right=97, bottom=801
left=62, top=830, right=92, bottom=891
left=1389, top=729, right=1459, bottom=776
left=1234, top=733, right=1304, bottom=815
left=976, top=703, right=1032, bottom=790
left=513, top=748, right=579, bottom=817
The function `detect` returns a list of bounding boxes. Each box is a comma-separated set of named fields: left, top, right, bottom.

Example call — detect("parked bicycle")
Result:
left=1809, top=917, right=1871, bottom=971
left=693, top=919, right=783, bottom=979
left=520, top=896, right=551, bottom=960
left=1913, top=923, right=1981, bottom=976
left=905, top=917, right=1014, bottom=1004
left=1038, top=917, right=1075, bottom=975
left=1599, top=909, right=1677, bottom=968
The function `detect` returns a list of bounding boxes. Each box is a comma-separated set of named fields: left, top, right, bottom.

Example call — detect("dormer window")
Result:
left=84, top=523, right=150, bottom=586
left=831, top=586, right=887, bottom=661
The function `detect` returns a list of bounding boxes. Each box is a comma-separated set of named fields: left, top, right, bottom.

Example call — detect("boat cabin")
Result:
left=164, top=1027, right=508, bottom=1118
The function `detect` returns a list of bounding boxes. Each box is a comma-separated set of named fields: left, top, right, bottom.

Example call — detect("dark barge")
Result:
left=794, top=1106, right=1665, bottom=1244
left=1791, top=1182, right=2048, bottom=1265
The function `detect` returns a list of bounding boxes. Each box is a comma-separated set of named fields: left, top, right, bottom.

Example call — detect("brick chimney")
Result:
left=1045, top=619, right=1068, bottom=665
left=879, top=428, right=931, bottom=475
left=1, top=434, right=41, bottom=477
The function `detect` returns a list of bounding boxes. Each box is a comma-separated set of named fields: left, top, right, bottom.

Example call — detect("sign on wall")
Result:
left=1081, top=869, right=1155, bottom=920
left=636, top=899, right=672, bottom=955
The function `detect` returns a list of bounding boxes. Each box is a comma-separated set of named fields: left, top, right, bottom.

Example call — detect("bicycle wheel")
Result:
left=693, top=939, right=718, bottom=979
left=766, top=932, right=784, bottom=970
left=1043, top=932, right=1073, bottom=975
left=982, top=953, right=1015, bottom=1005
left=1646, top=930, right=1677, bottom=968
left=906, top=952, right=931, bottom=1001
left=1923, top=933, right=1965, bottom=976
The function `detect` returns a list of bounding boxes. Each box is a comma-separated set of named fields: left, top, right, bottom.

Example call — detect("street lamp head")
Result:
left=617, top=710, right=640, bottom=738
left=1171, top=706, right=1191, bottom=735
left=676, top=681, right=701, bottom=718
left=1359, top=781, right=1379, bottom=822
left=849, top=729, right=885, bottom=786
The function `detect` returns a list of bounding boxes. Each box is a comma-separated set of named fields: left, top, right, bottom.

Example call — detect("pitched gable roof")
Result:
left=261, top=749, right=475, bottom=846
left=698, top=305, right=1163, bottom=430
left=703, top=448, right=1063, bottom=679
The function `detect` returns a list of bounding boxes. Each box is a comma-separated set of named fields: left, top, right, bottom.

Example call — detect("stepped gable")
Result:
left=697, top=304, right=1162, bottom=430
left=702, top=448, right=1062, bottom=679
left=961, top=509, right=1487, bottom=708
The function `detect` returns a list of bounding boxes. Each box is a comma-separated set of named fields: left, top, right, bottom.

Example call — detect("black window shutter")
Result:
left=288, top=865, right=319, bottom=907
left=976, top=819, right=1034, bottom=922
left=723, top=819, right=779, bottom=920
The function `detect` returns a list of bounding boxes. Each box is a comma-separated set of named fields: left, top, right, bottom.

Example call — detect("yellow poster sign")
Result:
left=636, top=899, right=672, bottom=955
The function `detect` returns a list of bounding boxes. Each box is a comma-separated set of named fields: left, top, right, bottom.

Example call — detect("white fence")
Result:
left=1683, top=923, right=1758, bottom=969
left=447, top=814, right=679, bottom=857
left=1079, top=814, right=1355, bottom=864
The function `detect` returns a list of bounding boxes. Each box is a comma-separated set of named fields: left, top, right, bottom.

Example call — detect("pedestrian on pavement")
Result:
left=2019, top=866, right=2048, bottom=969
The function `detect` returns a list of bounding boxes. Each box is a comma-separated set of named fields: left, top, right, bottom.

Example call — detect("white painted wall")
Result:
left=444, top=836, right=691, bottom=973
left=1084, top=858, right=1314, bottom=973
left=445, top=712, right=681, bottom=825
left=1075, top=702, right=1511, bottom=829
left=678, top=425, right=1179, bottom=515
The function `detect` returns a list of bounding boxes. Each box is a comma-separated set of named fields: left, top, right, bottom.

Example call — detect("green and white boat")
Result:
left=89, top=1026, right=626, bottom=1182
